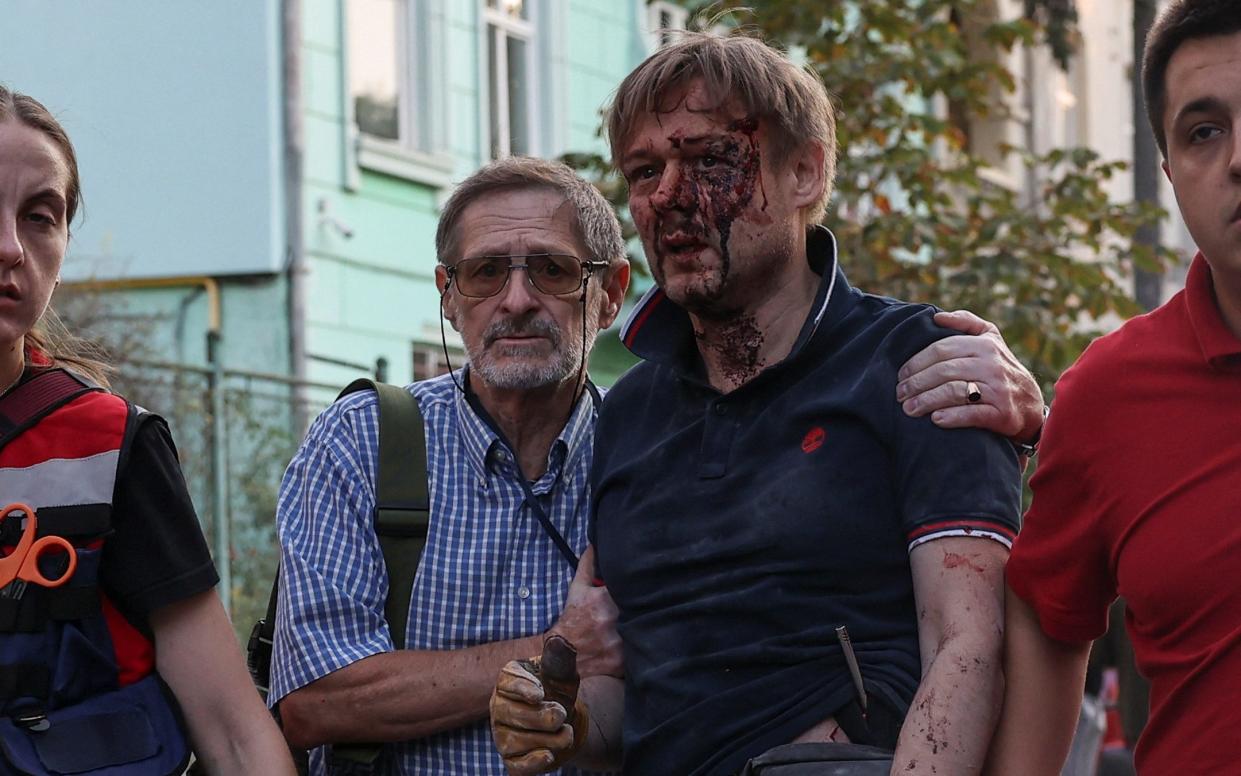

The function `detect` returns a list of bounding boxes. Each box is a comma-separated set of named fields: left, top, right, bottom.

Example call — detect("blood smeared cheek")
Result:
left=696, top=130, right=771, bottom=231
left=629, top=197, right=658, bottom=242
left=691, top=126, right=772, bottom=271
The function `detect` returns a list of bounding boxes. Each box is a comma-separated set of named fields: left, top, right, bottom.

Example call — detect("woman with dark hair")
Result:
left=0, top=85, right=294, bottom=774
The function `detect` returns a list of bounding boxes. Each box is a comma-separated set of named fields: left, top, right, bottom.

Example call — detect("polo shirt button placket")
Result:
left=698, top=401, right=737, bottom=479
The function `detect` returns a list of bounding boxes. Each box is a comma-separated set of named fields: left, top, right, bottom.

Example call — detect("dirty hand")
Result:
left=896, top=310, right=1045, bottom=441
left=548, top=545, right=623, bottom=678
left=490, top=657, right=589, bottom=775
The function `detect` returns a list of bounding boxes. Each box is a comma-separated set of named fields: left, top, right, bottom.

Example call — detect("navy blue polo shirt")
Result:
left=590, top=227, right=1021, bottom=776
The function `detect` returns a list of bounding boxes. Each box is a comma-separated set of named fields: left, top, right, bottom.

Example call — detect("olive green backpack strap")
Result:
left=332, top=378, right=430, bottom=767
left=350, top=378, right=430, bottom=650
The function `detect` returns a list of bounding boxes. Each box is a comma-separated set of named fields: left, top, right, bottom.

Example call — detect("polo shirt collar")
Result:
left=454, top=368, right=596, bottom=486
left=619, top=225, right=851, bottom=381
left=1185, top=252, right=1241, bottom=370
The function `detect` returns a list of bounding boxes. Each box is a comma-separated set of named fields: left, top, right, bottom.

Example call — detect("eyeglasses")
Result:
left=446, top=254, right=609, bottom=298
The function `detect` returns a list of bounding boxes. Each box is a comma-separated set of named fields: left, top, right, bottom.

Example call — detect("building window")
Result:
left=345, top=0, right=454, bottom=187
left=484, top=0, right=535, bottom=158
left=348, top=0, right=406, bottom=142
left=647, top=1, right=688, bottom=50
left=413, top=343, right=464, bottom=381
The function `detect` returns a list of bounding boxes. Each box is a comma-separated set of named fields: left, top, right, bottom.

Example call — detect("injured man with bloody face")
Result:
left=489, top=30, right=1041, bottom=776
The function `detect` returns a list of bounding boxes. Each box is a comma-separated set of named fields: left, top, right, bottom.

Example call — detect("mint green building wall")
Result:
left=563, top=2, right=652, bottom=384
left=1, top=0, right=654, bottom=394
left=299, top=0, right=651, bottom=389
left=564, top=1, right=652, bottom=151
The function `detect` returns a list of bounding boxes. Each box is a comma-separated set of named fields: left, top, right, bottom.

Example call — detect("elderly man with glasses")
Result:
left=269, top=155, right=1039, bottom=776
left=270, top=157, right=628, bottom=775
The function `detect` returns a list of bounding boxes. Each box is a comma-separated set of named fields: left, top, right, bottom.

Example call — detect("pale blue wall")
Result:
left=0, top=0, right=286, bottom=280
left=1, top=0, right=292, bottom=380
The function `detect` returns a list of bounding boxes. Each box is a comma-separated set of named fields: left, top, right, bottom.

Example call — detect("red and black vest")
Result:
left=0, top=369, right=190, bottom=776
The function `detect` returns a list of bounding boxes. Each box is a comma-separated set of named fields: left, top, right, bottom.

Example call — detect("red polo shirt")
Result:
left=1008, top=253, right=1241, bottom=773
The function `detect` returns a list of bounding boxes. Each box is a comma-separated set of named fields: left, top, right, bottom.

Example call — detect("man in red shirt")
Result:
left=987, top=1, right=1241, bottom=773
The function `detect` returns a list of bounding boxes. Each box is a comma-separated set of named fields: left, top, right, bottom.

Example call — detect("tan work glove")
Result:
left=490, top=654, right=589, bottom=775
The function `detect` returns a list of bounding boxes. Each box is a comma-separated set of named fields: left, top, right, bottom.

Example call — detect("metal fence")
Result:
left=111, top=359, right=343, bottom=641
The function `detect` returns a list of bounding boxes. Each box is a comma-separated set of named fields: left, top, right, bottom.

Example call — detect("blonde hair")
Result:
left=605, top=31, right=837, bottom=222
left=25, top=309, right=112, bottom=388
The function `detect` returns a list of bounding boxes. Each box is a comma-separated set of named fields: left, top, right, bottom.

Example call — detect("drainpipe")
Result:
left=62, top=276, right=231, bottom=613
left=63, top=276, right=221, bottom=335
left=284, top=0, right=308, bottom=435
left=206, top=326, right=231, bottom=616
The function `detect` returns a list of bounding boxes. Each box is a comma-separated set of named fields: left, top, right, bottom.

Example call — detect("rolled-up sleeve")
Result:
left=269, top=394, right=394, bottom=706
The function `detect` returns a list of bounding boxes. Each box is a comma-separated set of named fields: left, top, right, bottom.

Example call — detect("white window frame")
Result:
left=483, top=0, right=538, bottom=160
left=344, top=0, right=455, bottom=189
left=412, top=341, right=465, bottom=381
left=645, top=0, right=689, bottom=52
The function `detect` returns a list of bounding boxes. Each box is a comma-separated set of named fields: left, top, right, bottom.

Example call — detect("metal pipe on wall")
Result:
left=284, top=0, right=308, bottom=435
left=206, top=329, right=231, bottom=616
left=62, top=276, right=221, bottom=332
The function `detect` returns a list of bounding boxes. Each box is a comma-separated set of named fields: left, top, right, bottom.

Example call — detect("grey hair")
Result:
left=435, top=156, right=626, bottom=267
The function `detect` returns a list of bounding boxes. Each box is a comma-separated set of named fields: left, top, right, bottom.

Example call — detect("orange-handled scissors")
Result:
left=0, top=503, right=77, bottom=589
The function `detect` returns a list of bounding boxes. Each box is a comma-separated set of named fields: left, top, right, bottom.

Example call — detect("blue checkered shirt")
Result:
left=271, top=372, right=599, bottom=775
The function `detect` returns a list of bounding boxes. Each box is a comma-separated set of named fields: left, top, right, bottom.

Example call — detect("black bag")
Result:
left=738, top=743, right=894, bottom=776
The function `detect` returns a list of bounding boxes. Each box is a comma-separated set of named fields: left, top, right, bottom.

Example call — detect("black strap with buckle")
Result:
left=0, top=369, right=99, bottom=452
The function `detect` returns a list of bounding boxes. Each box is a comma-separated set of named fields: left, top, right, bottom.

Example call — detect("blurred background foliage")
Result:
left=568, top=0, right=1174, bottom=399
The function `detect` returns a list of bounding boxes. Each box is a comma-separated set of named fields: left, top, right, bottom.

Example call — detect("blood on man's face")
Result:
left=618, top=80, right=807, bottom=316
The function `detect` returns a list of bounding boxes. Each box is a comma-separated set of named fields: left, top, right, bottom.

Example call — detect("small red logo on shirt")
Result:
left=801, top=426, right=826, bottom=453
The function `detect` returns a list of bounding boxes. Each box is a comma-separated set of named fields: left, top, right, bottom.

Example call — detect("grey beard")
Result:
left=465, top=313, right=599, bottom=390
